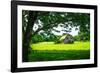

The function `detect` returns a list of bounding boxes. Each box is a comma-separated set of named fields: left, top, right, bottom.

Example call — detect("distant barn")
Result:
left=59, top=33, right=74, bottom=44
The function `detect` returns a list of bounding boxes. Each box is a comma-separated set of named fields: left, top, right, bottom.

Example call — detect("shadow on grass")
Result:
left=28, top=50, right=90, bottom=62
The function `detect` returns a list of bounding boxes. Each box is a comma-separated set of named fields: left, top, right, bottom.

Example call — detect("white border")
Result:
left=17, top=5, right=94, bottom=68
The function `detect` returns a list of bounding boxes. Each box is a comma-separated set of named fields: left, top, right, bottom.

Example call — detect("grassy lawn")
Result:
left=31, top=41, right=90, bottom=50
left=28, top=41, right=90, bottom=62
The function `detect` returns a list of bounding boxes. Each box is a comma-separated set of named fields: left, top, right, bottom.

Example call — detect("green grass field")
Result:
left=28, top=41, right=90, bottom=62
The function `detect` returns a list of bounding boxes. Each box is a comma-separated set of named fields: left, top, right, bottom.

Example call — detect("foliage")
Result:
left=74, top=35, right=80, bottom=41
left=31, top=33, right=58, bottom=43
left=31, top=34, right=43, bottom=43
left=22, top=10, right=90, bottom=42
left=78, top=32, right=90, bottom=41
left=74, top=32, right=90, bottom=41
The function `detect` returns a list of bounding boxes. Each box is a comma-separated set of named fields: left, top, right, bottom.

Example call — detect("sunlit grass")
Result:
left=30, top=41, right=90, bottom=50
left=29, top=41, right=90, bottom=61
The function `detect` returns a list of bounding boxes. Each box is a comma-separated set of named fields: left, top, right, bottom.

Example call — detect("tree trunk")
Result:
left=22, top=11, right=38, bottom=62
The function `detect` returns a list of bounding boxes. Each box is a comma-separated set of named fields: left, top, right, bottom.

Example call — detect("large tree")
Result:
left=22, top=10, right=90, bottom=61
left=22, top=11, right=39, bottom=62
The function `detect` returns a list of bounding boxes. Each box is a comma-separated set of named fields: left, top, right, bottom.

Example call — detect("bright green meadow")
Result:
left=28, top=41, right=90, bottom=62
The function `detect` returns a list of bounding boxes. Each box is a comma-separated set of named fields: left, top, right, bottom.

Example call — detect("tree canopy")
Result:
left=22, top=10, right=90, bottom=37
